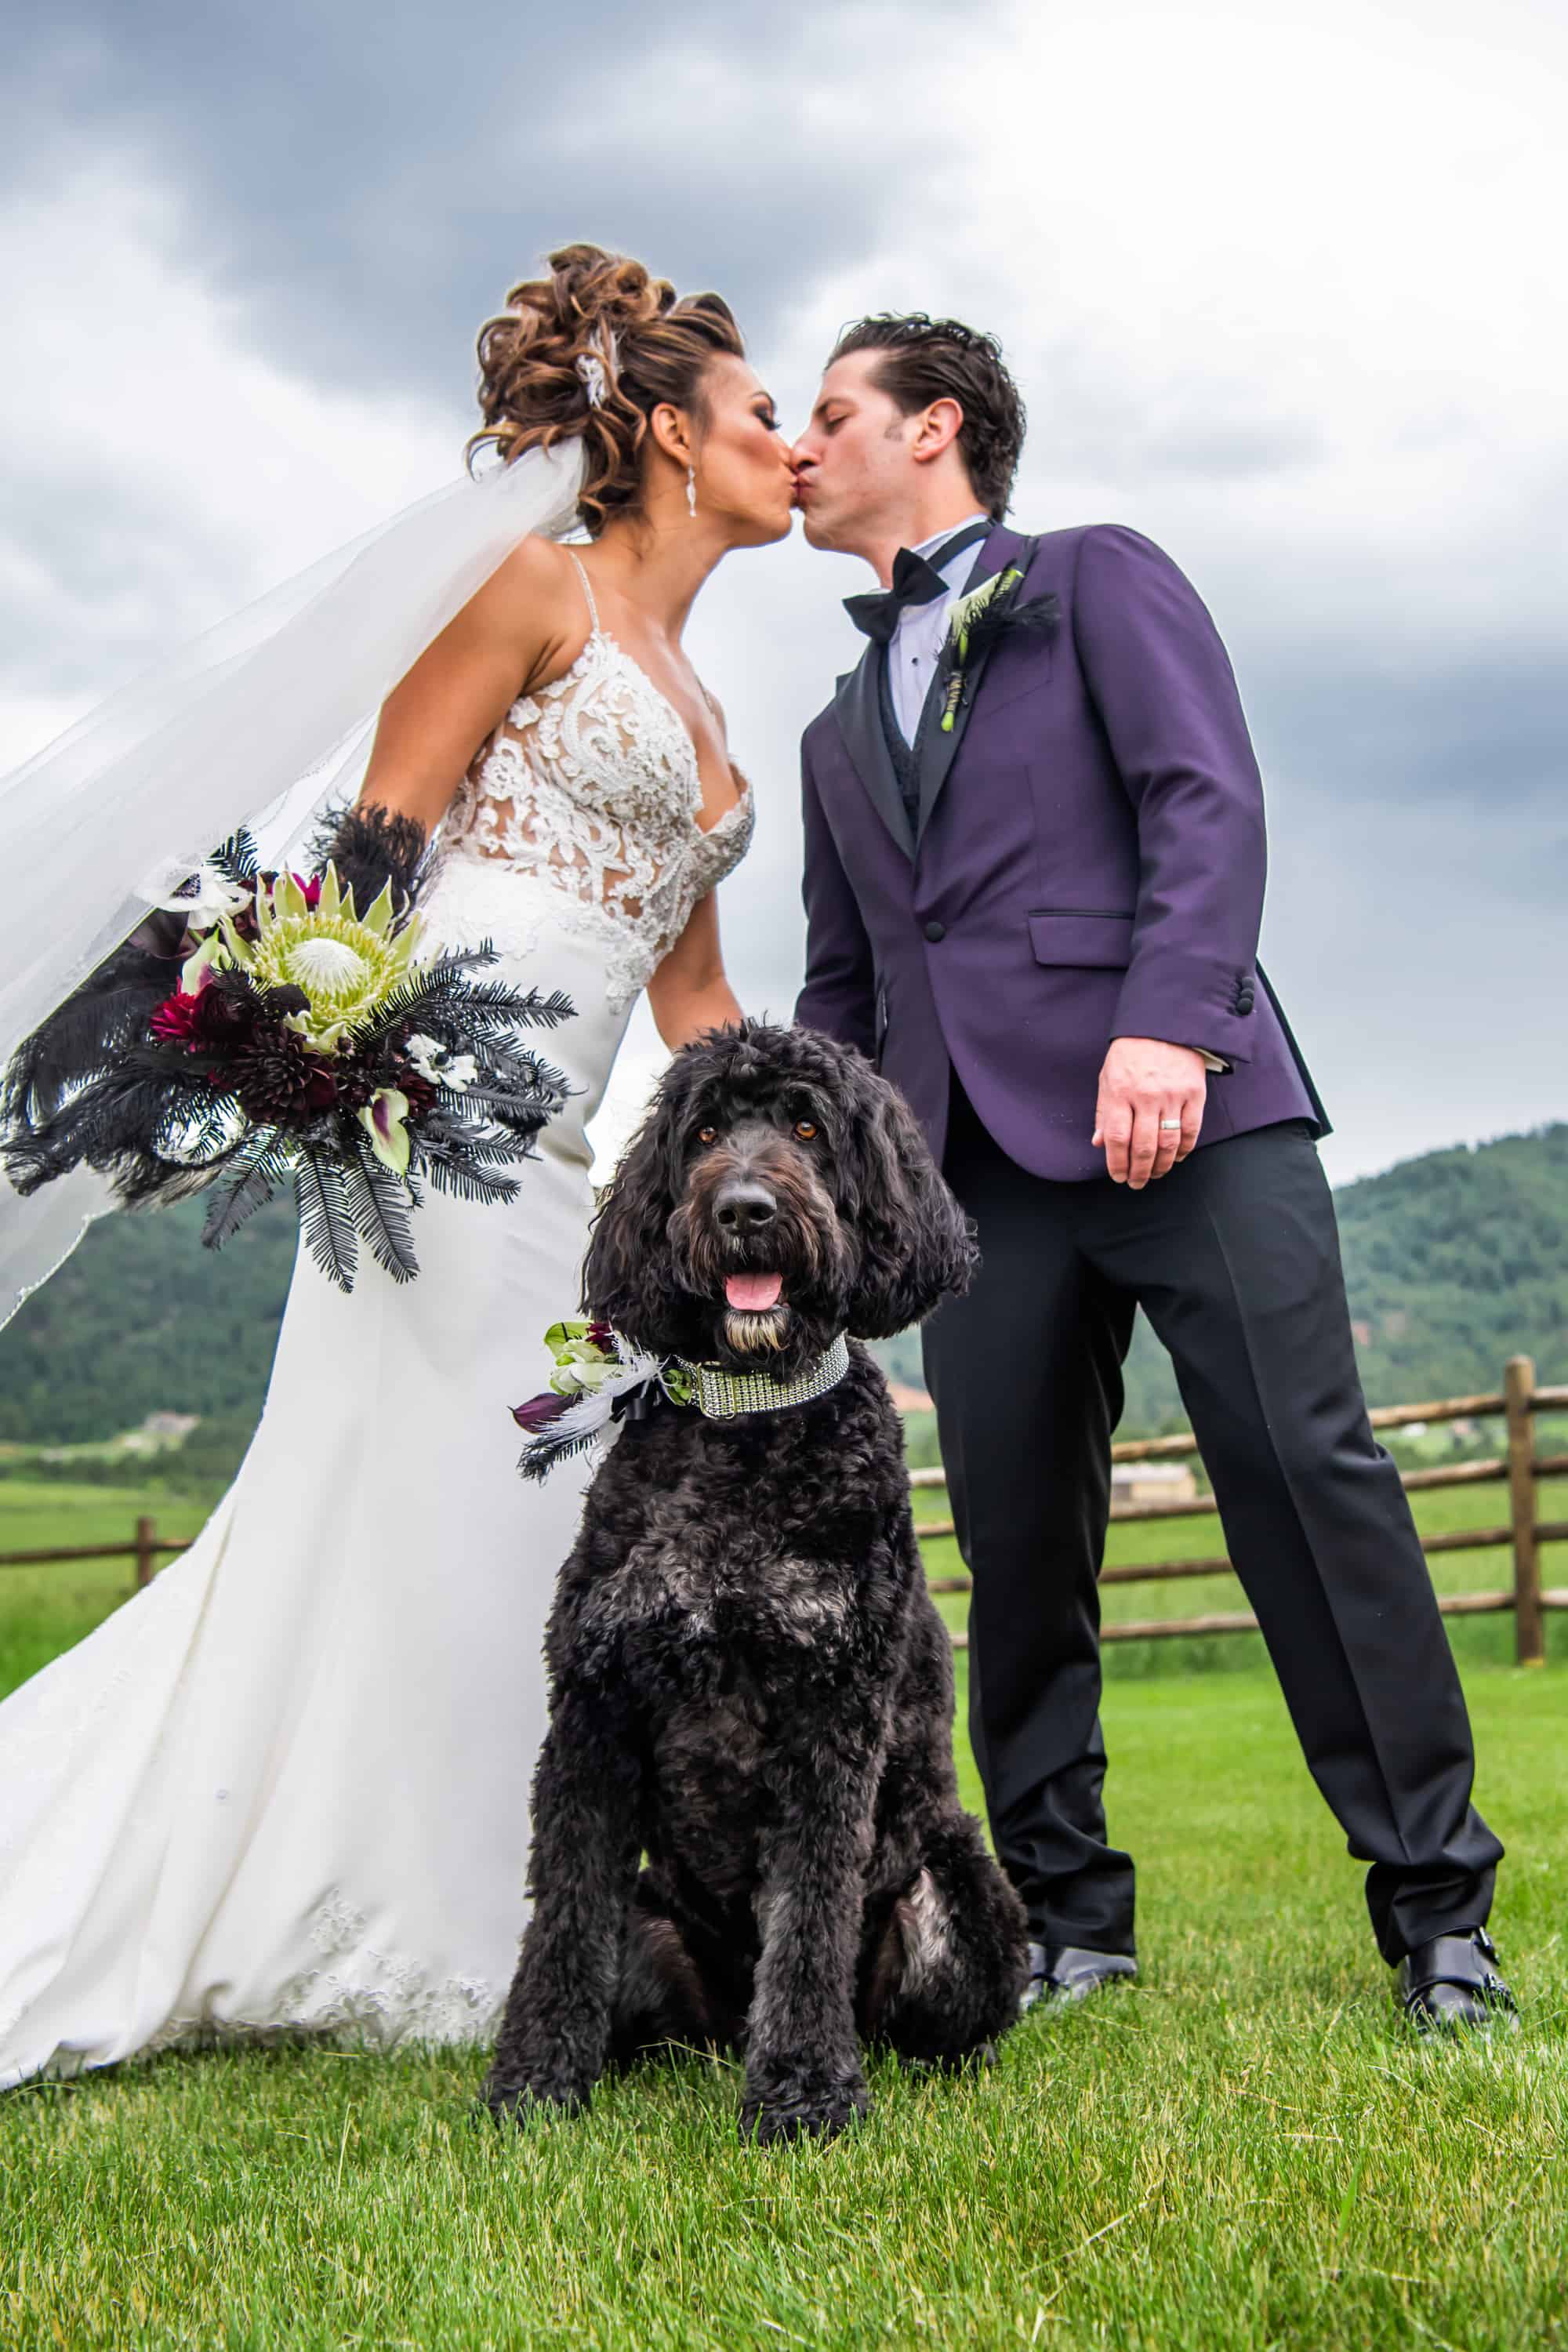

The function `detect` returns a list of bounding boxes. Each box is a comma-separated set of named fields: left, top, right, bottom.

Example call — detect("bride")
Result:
left=0, top=242, right=794, bottom=2086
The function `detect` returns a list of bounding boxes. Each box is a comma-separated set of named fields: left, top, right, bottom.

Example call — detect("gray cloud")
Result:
left=5, top=2, right=960, bottom=402
left=3, top=0, right=1565, bottom=1185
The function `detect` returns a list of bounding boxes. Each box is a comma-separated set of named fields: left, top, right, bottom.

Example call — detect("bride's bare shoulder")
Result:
left=475, top=534, right=593, bottom=694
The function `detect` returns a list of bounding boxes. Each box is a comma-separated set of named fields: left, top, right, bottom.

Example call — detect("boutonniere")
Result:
left=938, top=569, right=1059, bottom=732
left=512, top=1319, right=691, bottom=1479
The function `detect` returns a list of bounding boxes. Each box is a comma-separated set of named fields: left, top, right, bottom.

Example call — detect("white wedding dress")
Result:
left=0, top=554, right=753, bottom=2088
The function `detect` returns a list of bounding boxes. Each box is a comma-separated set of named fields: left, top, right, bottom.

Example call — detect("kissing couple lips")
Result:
left=725, top=1271, right=783, bottom=1312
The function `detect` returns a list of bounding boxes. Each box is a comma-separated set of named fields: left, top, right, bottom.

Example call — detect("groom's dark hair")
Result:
left=829, top=314, right=1026, bottom=520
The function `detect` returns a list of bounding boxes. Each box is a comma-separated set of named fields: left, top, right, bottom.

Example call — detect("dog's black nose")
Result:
left=715, top=1181, right=778, bottom=1235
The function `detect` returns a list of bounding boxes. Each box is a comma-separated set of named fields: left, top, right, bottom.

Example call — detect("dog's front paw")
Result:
left=481, top=2067, right=589, bottom=2127
left=740, top=2073, right=869, bottom=2147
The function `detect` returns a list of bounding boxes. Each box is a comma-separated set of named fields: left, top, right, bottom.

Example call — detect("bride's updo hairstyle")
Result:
left=470, top=243, right=746, bottom=535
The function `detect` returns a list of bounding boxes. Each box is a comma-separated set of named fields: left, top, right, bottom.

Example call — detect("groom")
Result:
left=791, top=314, right=1515, bottom=2030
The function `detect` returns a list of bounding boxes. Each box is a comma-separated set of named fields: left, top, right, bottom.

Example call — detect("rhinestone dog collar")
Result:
left=675, top=1332, right=851, bottom=1422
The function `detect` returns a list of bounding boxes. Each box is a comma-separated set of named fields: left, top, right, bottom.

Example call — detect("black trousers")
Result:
left=923, top=1081, right=1501, bottom=1966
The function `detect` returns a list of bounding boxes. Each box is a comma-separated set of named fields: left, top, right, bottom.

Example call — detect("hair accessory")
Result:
left=686, top=464, right=698, bottom=520
left=575, top=352, right=610, bottom=409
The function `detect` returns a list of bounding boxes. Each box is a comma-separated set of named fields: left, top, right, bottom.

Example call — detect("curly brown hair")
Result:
left=827, top=314, right=1026, bottom=521
left=470, top=243, right=746, bottom=535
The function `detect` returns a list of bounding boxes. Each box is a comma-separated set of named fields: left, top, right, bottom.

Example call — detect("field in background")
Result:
left=5, top=1466, right=1560, bottom=1705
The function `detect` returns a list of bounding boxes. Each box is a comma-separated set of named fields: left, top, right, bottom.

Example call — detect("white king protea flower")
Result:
left=205, top=866, right=426, bottom=1054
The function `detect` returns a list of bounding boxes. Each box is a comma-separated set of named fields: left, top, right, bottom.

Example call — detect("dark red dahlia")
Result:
left=150, top=991, right=206, bottom=1047
left=150, top=984, right=247, bottom=1052
left=230, top=1030, right=339, bottom=1125
left=393, top=1069, right=437, bottom=1120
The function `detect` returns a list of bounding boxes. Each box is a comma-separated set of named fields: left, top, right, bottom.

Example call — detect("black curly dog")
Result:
left=484, top=1021, right=1029, bottom=2144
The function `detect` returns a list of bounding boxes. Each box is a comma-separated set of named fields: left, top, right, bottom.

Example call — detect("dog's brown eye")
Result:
left=698, top=1127, right=717, bottom=1146
left=795, top=1120, right=818, bottom=1142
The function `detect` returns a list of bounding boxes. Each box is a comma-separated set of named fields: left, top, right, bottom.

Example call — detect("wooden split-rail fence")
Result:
left=2, top=1356, right=1563, bottom=1668
left=915, top=1355, right=1566, bottom=1666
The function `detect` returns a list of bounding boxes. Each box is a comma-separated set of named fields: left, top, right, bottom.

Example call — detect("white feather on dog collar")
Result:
left=676, top=1333, right=851, bottom=1422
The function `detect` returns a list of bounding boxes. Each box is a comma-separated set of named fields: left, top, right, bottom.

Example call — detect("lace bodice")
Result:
left=439, top=554, right=753, bottom=1011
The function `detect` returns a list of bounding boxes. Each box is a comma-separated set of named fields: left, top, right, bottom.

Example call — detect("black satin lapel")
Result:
left=834, top=648, right=914, bottom=860
left=914, top=528, right=1031, bottom=845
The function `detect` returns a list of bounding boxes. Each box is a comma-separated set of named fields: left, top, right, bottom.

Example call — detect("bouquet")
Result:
left=2, top=828, right=572, bottom=1291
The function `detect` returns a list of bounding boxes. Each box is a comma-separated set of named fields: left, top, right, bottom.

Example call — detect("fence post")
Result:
left=133, top=1515, right=157, bottom=1592
left=1504, top=1356, right=1544, bottom=1668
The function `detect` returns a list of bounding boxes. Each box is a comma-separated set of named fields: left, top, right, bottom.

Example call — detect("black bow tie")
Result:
left=843, top=521, right=992, bottom=645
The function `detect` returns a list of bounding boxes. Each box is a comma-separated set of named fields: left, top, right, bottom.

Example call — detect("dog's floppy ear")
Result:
left=581, top=1076, right=688, bottom=1346
left=841, top=1065, right=978, bottom=1339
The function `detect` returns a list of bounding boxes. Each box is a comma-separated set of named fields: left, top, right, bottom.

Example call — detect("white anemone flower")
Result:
left=404, top=1032, right=445, bottom=1083
left=404, top=1033, right=477, bottom=1091
left=159, top=864, right=252, bottom=935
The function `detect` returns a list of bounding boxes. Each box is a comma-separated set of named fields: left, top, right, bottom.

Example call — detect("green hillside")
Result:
left=2, top=1124, right=1565, bottom=1459
left=877, top=1122, right=1568, bottom=1429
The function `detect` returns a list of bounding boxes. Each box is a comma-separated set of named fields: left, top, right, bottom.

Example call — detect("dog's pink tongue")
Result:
left=726, top=1272, right=783, bottom=1312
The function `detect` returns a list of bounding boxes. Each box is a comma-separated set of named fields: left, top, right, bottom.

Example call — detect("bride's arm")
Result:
left=352, top=537, right=582, bottom=831
left=647, top=893, right=743, bottom=1050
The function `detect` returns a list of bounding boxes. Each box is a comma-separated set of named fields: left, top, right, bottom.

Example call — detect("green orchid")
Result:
left=544, top=1320, right=622, bottom=1399
left=358, top=1087, right=411, bottom=1176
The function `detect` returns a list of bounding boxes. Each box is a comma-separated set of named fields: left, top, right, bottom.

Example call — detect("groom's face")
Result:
left=791, top=352, right=918, bottom=553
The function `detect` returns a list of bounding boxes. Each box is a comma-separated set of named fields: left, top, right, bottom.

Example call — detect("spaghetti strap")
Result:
left=566, top=551, right=600, bottom=637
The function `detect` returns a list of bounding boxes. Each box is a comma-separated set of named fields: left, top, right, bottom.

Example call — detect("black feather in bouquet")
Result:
left=2, top=829, right=573, bottom=1291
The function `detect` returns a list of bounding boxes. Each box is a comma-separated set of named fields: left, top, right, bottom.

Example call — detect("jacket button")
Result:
left=924, top=920, right=946, bottom=943
left=1237, top=989, right=1254, bottom=1014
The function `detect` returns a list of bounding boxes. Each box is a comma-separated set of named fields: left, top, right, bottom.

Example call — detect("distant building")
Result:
left=1111, top=1461, right=1198, bottom=1506
left=117, top=1411, right=201, bottom=1455
left=889, top=1380, right=935, bottom=1414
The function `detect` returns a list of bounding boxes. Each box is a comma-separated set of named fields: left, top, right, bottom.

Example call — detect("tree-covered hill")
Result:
left=876, top=1123, right=1568, bottom=1431
left=2, top=1124, right=1565, bottom=1450
left=0, top=1196, right=299, bottom=1446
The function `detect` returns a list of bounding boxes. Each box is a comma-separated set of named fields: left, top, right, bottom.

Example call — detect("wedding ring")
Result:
left=1158, top=1118, right=1182, bottom=1130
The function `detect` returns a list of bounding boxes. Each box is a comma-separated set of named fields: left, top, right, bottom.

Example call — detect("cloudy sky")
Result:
left=4, top=0, right=1563, bottom=1182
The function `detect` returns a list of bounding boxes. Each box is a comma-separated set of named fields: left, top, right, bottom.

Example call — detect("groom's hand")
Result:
left=1093, top=1040, right=1207, bottom=1188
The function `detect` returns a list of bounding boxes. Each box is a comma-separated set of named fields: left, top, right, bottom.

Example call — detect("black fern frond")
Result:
left=202, top=1131, right=292, bottom=1249
left=212, top=829, right=260, bottom=885
left=363, top=971, right=575, bottom=1046
left=342, top=1145, right=422, bottom=1283
left=295, top=1151, right=358, bottom=1291
left=422, top=1120, right=534, bottom=1170
left=417, top=1152, right=522, bottom=1205
left=506, top=987, right=575, bottom=1032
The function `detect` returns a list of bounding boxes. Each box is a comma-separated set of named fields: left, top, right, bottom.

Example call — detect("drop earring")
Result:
left=686, top=464, right=698, bottom=520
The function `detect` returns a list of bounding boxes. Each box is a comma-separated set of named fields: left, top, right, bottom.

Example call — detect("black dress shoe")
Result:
left=1021, top=1941, right=1138, bottom=2013
left=1396, top=1926, right=1518, bottom=2034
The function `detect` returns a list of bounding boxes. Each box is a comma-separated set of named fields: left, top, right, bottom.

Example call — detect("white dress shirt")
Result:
left=885, top=513, right=992, bottom=744
left=884, top=514, right=1227, bottom=1073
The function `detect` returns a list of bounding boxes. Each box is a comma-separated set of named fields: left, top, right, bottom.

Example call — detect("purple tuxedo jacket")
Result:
left=795, top=521, right=1326, bottom=1182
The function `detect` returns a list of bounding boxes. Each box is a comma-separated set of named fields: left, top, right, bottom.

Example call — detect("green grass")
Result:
left=2, top=1664, right=1564, bottom=2350
left=0, top=1479, right=222, bottom=1697
left=3, top=1486, right=1566, bottom=2348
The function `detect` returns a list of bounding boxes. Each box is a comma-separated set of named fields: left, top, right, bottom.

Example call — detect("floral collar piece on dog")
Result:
left=512, top=1320, right=851, bottom=1479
